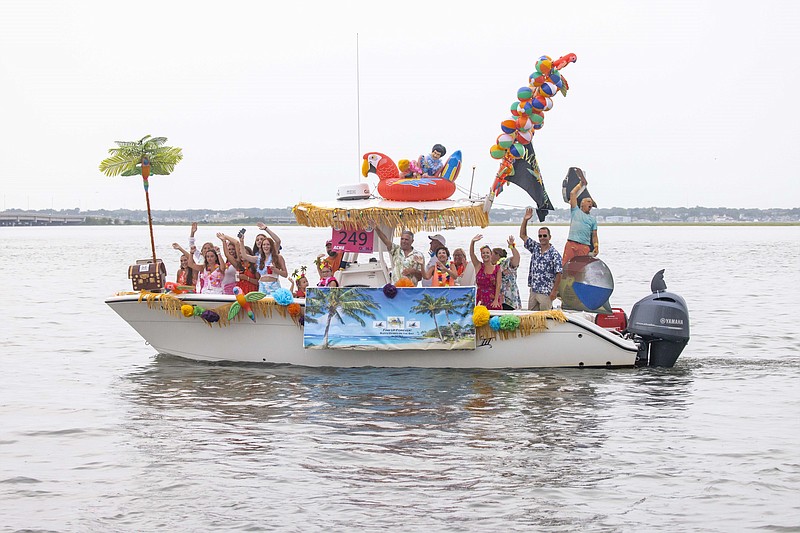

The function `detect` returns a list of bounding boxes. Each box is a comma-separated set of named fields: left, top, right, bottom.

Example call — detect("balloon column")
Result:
left=489, top=53, right=577, bottom=197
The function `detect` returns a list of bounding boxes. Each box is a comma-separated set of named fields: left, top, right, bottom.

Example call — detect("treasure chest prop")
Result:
left=128, top=259, right=167, bottom=291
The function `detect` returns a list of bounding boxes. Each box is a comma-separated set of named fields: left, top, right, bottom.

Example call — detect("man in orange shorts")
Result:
left=563, top=174, right=599, bottom=266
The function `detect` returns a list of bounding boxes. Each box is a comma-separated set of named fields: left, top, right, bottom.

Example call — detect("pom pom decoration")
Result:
left=200, top=309, right=220, bottom=324
left=193, top=306, right=205, bottom=316
left=181, top=304, right=194, bottom=317
left=272, top=288, right=294, bottom=306
left=383, top=283, right=398, bottom=298
left=472, top=305, right=490, bottom=327
left=499, top=315, right=521, bottom=331
left=396, top=277, right=415, bottom=288
left=489, top=316, right=502, bottom=331
left=287, top=303, right=302, bottom=317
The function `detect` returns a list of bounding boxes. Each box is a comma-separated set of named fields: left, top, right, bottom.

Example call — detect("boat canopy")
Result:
left=292, top=198, right=489, bottom=232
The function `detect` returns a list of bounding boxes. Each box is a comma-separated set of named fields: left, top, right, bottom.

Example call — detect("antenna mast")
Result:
left=356, top=33, right=362, bottom=176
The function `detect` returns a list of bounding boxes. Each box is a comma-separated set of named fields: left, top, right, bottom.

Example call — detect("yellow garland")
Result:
left=476, top=309, right=567, bottom=340
left=292, top=202, right=489, bottom=232
left=132, top=291, right=301, bottom=327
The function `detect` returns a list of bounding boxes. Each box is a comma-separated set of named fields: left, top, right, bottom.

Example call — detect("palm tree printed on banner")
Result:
left=305, top=288, right=380, bottom=349
left=410, top=293, right=449, bottom=341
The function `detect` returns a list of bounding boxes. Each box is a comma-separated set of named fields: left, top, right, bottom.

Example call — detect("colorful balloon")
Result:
left=540, top=82, right=558, bottom=97
left=537, top=59, right=552, bottom=75
left=490, top=145, right=507, bottom=159
left=516, top=116, right=533, bottom=131
left=530, top=74, right=546, bottom=87
left=510, top=102, right=521, bottom=117
left=517, top=86, right=533, bottom=101
left=500, top=119, right=517, bottom=134
left=497, top=133, right=515, bottom=149
left=509, top=143, right=526, bottom=158
left=531, top=96, right=548, bottom=111
left=516, top=130, right=533, bottom=144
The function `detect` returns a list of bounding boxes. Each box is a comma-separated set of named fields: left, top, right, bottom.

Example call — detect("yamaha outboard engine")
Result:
left=626, top=270, right=690, bottom=367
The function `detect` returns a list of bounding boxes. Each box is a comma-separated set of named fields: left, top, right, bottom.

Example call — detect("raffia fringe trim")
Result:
left=476, top=309, right=567, bottom=340
left=135, top=291, right=301, bottom=327
left=292, top=202, right=489, bottom=232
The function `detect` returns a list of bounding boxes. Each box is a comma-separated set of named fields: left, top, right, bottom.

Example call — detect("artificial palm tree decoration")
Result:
left=99, top=135, right=183, bottom=265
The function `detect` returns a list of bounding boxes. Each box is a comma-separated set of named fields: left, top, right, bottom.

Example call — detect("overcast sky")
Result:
left=1, top=0, right=797, bottom=211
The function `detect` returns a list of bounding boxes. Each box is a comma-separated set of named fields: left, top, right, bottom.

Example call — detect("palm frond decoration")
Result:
left=99, top=135, right=183, bottom=178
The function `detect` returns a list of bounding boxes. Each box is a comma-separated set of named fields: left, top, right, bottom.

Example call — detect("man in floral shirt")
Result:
left=520, top=207, right=563, bottom=310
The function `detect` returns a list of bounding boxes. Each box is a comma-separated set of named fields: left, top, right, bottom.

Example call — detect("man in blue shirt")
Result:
left=562, top=173, right=598, bottom=266
left=520, top=207, right=563, bottom=310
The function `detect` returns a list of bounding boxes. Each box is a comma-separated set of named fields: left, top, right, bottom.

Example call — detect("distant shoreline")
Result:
left=2, top=221, right=799, bottom=227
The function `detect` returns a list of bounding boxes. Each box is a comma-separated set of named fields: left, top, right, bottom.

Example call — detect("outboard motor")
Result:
left=626, top=270, right=690, bottom=367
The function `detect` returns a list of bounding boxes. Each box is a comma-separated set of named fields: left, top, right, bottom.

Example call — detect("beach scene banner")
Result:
left=304, top=287, right=477, bottom=351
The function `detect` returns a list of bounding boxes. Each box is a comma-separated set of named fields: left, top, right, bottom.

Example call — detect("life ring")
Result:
left=377, top=177, right=457, bottom=202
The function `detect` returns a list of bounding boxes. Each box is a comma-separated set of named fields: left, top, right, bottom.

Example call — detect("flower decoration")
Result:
left=499, top=315, right=521, bottom=331
left=472, top=305, right=490, bottom=327
left=489, top=316, right=502, bottom=331
left=193, top=306, right=205, bottom=317
left=272, top=288, right=294, bottom=306
left=383, top=283, right=398, bottom=298
left=395, top=277, right=415, bottom=288
left=287, top=303, right=302, bottom=317
left=181, top=304, right=194, bottom=317
left=200, top=309, right=220, bottom=323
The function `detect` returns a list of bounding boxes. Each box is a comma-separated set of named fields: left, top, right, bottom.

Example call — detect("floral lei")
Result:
left=435, top=260, right=453, bottom=286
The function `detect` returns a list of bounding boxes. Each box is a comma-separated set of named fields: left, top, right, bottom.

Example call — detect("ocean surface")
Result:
left=2, top=224, right=799, bottom=531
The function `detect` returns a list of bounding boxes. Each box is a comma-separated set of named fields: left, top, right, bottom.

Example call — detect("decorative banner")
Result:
left=304, top=287, right=476, bottom=351
left=330, top=228, right=374, bottom=253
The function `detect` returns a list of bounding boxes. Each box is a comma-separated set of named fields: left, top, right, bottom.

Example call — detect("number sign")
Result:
left=331, top=229, right=374, bottom=253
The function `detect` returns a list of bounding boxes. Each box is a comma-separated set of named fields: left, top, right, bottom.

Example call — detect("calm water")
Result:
left=2, top=225, right=799, bottom=531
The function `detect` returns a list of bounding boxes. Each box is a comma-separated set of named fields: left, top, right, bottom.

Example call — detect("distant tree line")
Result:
left=2, top=206, right=799, bottom=224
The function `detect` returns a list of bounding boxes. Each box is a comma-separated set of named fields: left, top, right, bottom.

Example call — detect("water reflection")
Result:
left=120, top=359, right=648, bottom=488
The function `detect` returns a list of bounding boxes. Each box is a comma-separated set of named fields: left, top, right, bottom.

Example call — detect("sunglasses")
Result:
left=538, top=234, right=549, bottom=238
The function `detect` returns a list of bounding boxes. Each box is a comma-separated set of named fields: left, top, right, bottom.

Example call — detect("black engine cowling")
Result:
left=626, top=270, right=690, bottom=367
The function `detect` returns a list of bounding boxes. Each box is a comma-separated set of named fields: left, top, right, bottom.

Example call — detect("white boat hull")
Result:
left=106, top=294, right=639, bottom=368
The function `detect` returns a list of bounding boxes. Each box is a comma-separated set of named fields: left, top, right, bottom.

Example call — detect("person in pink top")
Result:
left=469, top=234, right=502, bottom=310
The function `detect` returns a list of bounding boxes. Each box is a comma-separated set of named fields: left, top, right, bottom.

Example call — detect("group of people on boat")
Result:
left=172, top=222, right=287, bottom=297
left=172, top=222, right=343, bottom=298
left=170, top=170, right=597, bottom=312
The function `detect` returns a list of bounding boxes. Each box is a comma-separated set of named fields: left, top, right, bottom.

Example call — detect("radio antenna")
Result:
left=356, top=33, right=362, bottom=177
